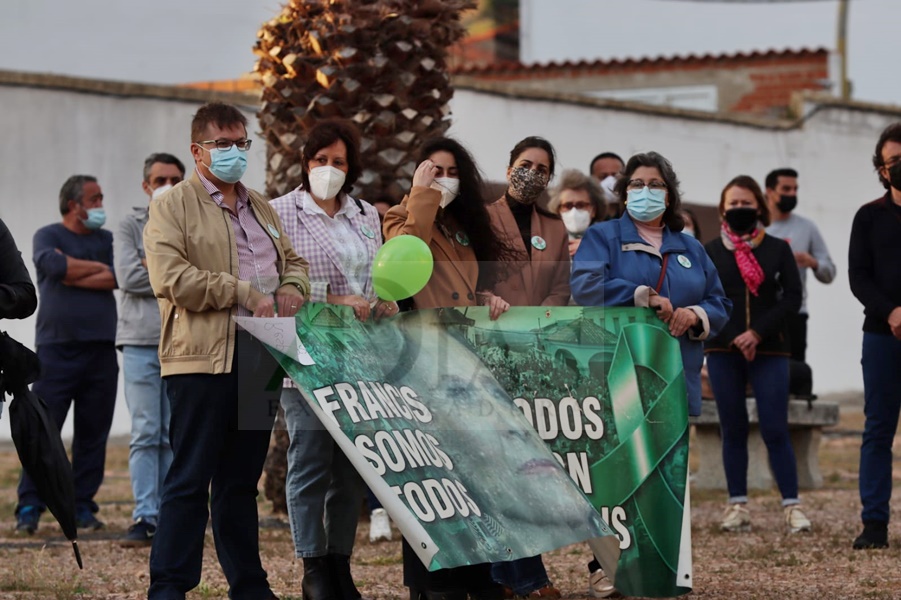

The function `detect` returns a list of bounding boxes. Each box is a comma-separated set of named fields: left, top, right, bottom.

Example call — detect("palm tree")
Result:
left=254, top=0, right=476, bottom=201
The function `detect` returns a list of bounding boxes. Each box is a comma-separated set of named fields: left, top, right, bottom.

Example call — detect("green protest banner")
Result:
left=238, top=304, right=690, bottom=597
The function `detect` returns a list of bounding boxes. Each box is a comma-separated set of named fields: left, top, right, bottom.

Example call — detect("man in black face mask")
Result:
left=848, top=122, right=901, bottom=550
left=764, top=168, right=836, bottom=372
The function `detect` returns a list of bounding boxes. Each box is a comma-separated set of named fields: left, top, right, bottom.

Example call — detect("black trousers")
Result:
left=149, top=332, right=281, bottom=600
left=402, top=539, right=499, bottom=595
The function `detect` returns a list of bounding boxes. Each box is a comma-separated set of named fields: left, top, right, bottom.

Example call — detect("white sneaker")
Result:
left=369, top=508, right=392, bottom=542
left=784, top=505, right=811, bottom=534
left=589, top=568, right=619, bottom=598
left=720, top=503, right=751, bottom=532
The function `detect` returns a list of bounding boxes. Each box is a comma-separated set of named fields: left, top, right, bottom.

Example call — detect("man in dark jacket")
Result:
left=0, top=218, right=37, bottom=321
left=849, top=123, right=901, bottom=550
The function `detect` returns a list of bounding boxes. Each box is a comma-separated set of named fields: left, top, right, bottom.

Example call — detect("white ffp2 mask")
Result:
left=151, top=184, right=173, bottom=200
left=308, top=166, right=347, bottom=200
left=431, top=177, right=460, bottom=208
left=561, top=208, right=592, bottom=235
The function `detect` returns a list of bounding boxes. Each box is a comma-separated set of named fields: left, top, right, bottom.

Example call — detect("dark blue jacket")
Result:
left=571, top=213, right=731, bottom=415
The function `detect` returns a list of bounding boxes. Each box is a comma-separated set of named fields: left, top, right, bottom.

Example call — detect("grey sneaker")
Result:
left=720, top=503, right=751, bottom=532
left=784, top=505, right=811, bottom=533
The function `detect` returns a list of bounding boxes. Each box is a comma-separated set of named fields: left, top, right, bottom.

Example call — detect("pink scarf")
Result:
left=720, top=222, right=765, bottom=296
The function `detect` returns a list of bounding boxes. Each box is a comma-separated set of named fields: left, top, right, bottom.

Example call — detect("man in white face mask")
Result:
left=548, top=169, right=606, bottom=257
left=114, top=153, right=185, bottom=547
left=588, top=152, right=625, bottom=219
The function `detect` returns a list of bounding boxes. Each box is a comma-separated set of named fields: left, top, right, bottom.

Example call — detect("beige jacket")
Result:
left=144, top=174, right=310, bottom=376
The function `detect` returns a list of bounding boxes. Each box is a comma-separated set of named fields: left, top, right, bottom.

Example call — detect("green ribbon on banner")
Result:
left=589, top=321, right=689, bottom=597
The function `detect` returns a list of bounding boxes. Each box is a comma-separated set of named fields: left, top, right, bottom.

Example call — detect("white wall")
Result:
left=0, top=82, right=264, bottom=441
left=447, top=86, right=899, bottom=396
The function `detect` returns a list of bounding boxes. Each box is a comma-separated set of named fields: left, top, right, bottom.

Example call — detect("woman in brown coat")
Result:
left=383, top=137, right=511, bottom=320
left=383, top=139, right=514, bottom=599
left=484, top=138, right=568, bottom=597
left=487, top=136, right=571, bottom=308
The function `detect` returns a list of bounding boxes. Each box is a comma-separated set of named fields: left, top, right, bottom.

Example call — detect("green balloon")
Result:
left=372, top=235, right=434, bottom=301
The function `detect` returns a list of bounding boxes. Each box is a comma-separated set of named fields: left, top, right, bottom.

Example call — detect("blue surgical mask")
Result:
left=626, top=187, right=667, bottom=223
left=203, top=145, right=247, bottom=183
left=81, top=207, right=106, bottom=230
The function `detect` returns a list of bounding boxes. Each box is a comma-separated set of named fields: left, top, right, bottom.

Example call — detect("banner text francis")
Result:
left=313, top=380, right=483, bottom=523
left=312, top=380, right=630, bottom=547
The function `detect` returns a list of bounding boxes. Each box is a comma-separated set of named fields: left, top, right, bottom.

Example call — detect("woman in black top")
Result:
left=703, top=175, right=809, bottom=535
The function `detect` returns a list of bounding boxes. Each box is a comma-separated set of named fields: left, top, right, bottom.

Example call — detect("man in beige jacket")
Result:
left=144, top=102, right=310, bottom=600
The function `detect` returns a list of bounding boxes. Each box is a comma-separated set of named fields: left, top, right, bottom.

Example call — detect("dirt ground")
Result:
left=0, top=395, right=899, bottom=600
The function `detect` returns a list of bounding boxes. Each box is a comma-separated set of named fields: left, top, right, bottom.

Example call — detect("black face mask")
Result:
left=724, top=207, right=759, bottom=235
left=776, top=195, right=797, bottom=213
left=888, top=163, right=901, bottom=190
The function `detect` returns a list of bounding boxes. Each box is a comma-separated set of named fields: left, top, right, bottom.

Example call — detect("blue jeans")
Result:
left=149, top=332, right=280, bottom=600
left=860, top=332, right=901, bottom=523
left=122, top=345, right=172, bottom=525
left=17, top=342, right=117, bottom=514
left=707, top=352, right=799, bottom=503
left=282, top=387, right=364, bottom=557
left=492, top=555, right=551, bottom=596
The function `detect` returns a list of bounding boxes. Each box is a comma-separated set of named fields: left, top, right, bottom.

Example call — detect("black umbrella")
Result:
left=0, top=331, right=82, bottom=569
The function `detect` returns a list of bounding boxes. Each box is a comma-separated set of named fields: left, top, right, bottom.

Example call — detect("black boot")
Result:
left=303, top=556, right=337, bottom=600
left=853, top=520, right=889, bottom=549
left=327, top=553, right=366, bottom=600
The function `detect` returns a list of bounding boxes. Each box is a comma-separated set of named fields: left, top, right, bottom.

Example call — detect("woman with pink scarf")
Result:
left=704, top=175, right=809, bottom=535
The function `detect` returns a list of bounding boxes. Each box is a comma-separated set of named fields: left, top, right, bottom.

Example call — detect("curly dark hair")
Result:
left=418, top=137, right=513, bottom=286
left=614, top=151, right=685, bottom=232
left=300, top=119, right=362, bottom=196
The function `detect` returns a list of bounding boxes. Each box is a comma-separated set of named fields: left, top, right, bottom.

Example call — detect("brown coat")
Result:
left=486, top=196, right=570, bottom=307
left=382, top=186, right=479, bottom=310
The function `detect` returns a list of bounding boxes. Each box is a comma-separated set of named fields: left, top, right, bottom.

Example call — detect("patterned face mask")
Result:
left=508, top=167, right=549, bottom=203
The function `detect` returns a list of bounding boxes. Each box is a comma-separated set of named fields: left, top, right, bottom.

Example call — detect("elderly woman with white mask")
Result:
left=547, top=169, right=606, bottom=257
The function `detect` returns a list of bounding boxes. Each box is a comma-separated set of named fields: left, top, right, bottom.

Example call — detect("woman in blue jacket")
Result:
left=572, top=151, right=731, bottom=415
left=571, top=151, right=730, bottom=597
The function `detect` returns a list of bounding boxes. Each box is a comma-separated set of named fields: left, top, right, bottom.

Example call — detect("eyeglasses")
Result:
left=559, top=201, right=592, bottom=212
left=627, top=179, right=667, bottom=191
left=197, top=139, right=253, bottom=151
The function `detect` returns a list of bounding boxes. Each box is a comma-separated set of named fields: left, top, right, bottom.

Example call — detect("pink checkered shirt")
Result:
left=196, top=170, right=280, bottom=317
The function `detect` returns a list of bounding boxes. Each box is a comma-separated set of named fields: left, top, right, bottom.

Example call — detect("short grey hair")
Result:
left=143, top=152, right=186, bottom=182
left=59, top=175, right=97, bottom=215
left=547, top=169, right=605, bottom=221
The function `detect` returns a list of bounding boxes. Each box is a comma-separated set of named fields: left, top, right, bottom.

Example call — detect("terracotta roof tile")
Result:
left=451, top=47, right=830, bottom=77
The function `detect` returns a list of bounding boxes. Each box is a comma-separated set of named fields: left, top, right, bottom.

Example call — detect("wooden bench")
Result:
left=690, top=398, right=840, bottom=490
